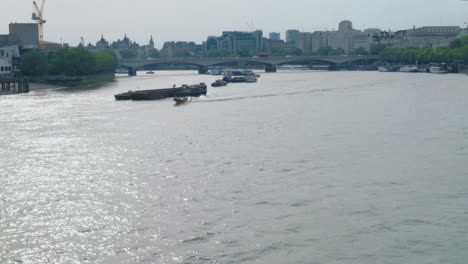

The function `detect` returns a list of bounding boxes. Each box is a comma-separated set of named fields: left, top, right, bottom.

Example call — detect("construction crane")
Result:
left=32, top=0, right=46, bottom=49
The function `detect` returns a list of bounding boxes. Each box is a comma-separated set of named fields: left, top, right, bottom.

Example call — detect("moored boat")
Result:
left=429, top=64, right=448, bottom=74
left=400, top=65, right=419, bottom=73
left=378, top=65, right=399, bottom=72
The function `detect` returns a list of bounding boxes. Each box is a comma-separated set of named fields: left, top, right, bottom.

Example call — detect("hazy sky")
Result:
left=1, top=0, right=467, bottom=47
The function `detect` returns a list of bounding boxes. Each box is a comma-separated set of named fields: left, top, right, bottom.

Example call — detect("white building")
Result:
left=327, top=21, right=360, bottom=53
left=394, top=26, right=462, bottom=48
left=0, top=45, right=20, bottom=76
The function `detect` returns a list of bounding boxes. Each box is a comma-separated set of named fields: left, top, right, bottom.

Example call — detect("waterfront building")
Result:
left=326, top=21, right=361, bottom=53
left=94, top=35, right=110, bottom=50
left=8, top=23, right=40, bottom=49
left=0, top=57, right=12, bottom=76
left=269, top=32, right=281, bottom=41
left=86, top=34, right=157, bottom=59
left=0, top=45, right=20, bottom=75
left=0, top=34, right=18, bottom=47
left=393, top=26, right=462, bottom=48
left=352, top=29, right=384, bottom=51
left=205, top=30, right=265, bottom=55
left=286, top=29, right=300, bottom=44
left=296, top=31, right=329, bottom=53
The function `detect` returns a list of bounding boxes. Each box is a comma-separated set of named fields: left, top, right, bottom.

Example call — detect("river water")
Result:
left=1, top=71, right=468, bottom=264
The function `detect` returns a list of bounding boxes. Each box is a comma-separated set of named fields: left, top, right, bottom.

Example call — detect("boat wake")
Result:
left=195, top=88, right=330, bottom=103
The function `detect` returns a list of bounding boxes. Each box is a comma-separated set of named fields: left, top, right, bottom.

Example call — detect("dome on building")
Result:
left=338, top=20, right=353, bottom=31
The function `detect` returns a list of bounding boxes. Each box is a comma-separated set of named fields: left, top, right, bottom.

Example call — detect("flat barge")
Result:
left=115, top=83, right=207, bottom=101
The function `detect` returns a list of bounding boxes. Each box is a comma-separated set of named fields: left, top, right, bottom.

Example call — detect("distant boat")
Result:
left=400, top=65, right=419, bottom=73
left=429, top=64, right=448, bottom=74
left=278, top=64, right=309, bottom=70
left=208, top=68, right=225, bottom=75
left=245, top=75, right=257, bottom=83
left=211, top=79, right=228, bottom=87
left=115, top=68, right=128, bottom=74
left=222, top=69, right=257, bottom=83
left=378, top=66, right=399, bottom=72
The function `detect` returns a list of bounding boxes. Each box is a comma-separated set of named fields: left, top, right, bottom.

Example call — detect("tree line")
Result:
left=20, top=47, right=118, bottom=76
left=376, top=36, right=468, bottom=64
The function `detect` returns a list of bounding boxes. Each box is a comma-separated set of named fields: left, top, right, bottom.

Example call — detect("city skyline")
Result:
left=1, top=0, right=467, bottom=47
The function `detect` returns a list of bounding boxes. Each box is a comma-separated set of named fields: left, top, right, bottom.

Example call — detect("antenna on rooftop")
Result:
left=246, top=20, right=255, bottom=31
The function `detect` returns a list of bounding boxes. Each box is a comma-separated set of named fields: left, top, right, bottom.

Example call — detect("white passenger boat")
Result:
left=429, top=65, right=448, bottom=74
left=400, top=65, right=419, bottom=73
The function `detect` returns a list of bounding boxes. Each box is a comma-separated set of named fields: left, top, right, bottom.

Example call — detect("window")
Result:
left=0, top=50, right=4, bottom=56
left=1, top=67, right=4, bottom=72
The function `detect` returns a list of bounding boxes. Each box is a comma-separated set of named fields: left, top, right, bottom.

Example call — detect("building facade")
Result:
left=8, top=23, right=40, bottom=49
left=393, top=26, right=462, bottom=48
left=326, top=21, right=360, bottom=53
left=86, top=34, right=157, bottom=59
left=205, top=30, right=265, bottom=55
left=0, top=45, right=20, bottom=76
left=269, top=32, right=281, bottom=41
left=286, top=30, right=300, bottom=44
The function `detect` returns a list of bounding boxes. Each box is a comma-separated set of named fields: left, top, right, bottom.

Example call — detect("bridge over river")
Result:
left=118, top=55, right=380, bottom=75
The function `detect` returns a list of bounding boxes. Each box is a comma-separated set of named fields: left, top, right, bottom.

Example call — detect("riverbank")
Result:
left=30, top=73, right=115, bottom=87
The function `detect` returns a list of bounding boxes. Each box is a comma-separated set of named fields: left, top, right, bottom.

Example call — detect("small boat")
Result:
left=174, top=97, right=189, bottom=105
left=378, top=66, right=399, bottom=72
left=400, top=65, right=419, bottom=73
left=245, top=75, right=257, bottom=83
left=211, top=80, right=228, bottom=87
left=429, top=64, right=448, bottom=74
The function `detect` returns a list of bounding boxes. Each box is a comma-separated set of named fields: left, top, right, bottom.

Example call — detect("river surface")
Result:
left=1, top=71, right=468, bottom=264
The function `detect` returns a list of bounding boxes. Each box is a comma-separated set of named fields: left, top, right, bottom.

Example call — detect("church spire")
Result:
left=149, top=35, right=155, bottom=48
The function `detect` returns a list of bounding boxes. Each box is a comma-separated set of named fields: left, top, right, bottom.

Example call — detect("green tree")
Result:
left=206, top=49, right=236, bottom=58
left=270, top=47, right=302, bottom=56
left=461, top=36, right=468, bottom=47
left=48, top=47, right=97, bottom=75
left=19, top=50, right=48, bottom=76
left=449, top=38, right=462, bottom=49
left=350, top=47, right=370, bottom=55
left=237, top=49, right=251, bottom=57
left=370, top=43, right=388, bottom=55
left=95, top=50, right=118, bottom=73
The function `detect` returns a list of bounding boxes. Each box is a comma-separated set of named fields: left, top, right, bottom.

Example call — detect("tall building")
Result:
left=205, top=30, right=264, bottom=55
left=327, top=21, right=360, bottom=53
left=8, top=23, right=40, bottom=49
left=352, top=28, right=383, bottom=51
left=286, top=30, right=300, bottom=44
left=296, top=31, right=330, bottom=53
left=269, top=32, right=281, bottom=41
